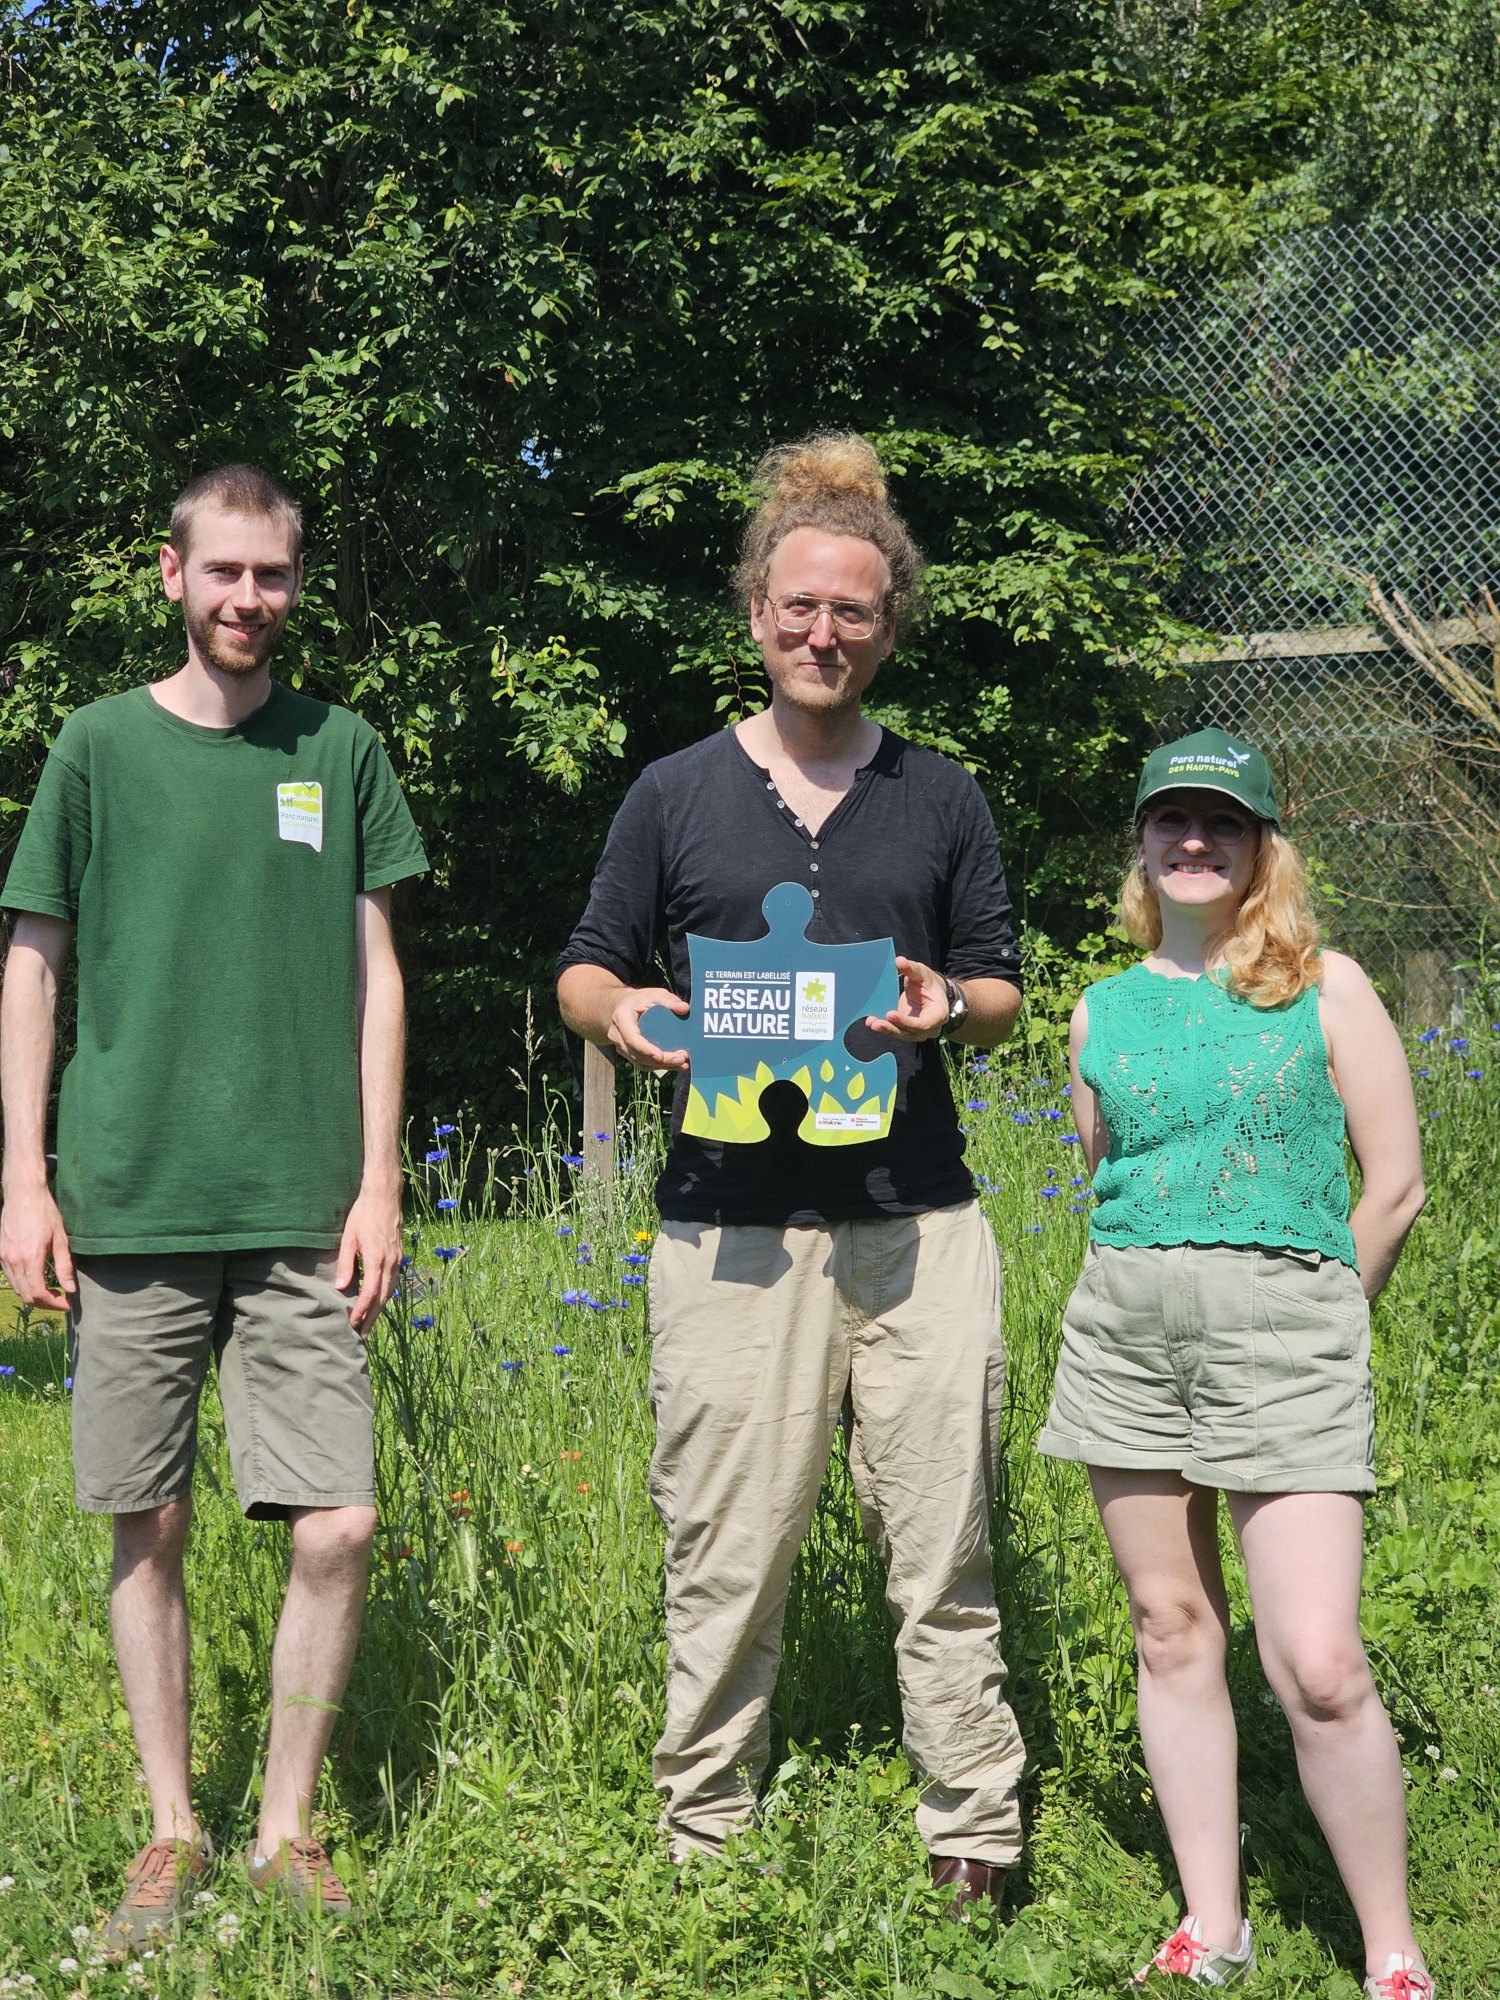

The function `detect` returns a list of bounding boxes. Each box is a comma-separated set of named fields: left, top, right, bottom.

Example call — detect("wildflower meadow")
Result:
left=0, top=979, right=1498, bottom=1998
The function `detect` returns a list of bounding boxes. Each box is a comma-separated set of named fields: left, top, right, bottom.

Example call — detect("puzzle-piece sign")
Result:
left=639, top=882, right=899, bottom=1147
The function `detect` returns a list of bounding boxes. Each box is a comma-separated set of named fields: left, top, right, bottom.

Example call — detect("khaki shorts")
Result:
left=1038, top=1241, right=1375, bottom=1495
left=69, top=1249, right=375, bottom=1520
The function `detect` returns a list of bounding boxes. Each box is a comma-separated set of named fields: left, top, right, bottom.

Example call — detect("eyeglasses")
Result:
left=766, top=593, right=883, bottom=641
left=1143, top=805, right=1256, bottom=847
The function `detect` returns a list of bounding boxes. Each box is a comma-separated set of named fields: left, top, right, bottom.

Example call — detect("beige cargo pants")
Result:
left=648, top=1199, right=1025, bottom=1864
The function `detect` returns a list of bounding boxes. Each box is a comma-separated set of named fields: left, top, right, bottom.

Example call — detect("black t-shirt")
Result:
left=556, top=727, right=1023, bottom=1225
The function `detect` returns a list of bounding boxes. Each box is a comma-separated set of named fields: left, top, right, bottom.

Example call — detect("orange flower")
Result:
left=505, top=1540, right=523, bottom=1553
left=575, top=1483, right=590, bottom=1494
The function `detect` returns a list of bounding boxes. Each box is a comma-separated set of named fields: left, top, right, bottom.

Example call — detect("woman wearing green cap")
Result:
left=1039, top=729, right=1431, bottom=1997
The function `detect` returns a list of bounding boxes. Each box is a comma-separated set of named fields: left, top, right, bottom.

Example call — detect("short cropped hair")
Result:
left=733, top=431, right=924, bottom=627
left=168, top=464, right=303, bottom=563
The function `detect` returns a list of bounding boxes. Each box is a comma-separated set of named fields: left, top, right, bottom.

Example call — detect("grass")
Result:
left=1, top=1019, right=1498, bottom=1998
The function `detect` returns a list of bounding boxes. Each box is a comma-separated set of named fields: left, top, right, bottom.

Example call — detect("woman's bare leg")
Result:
left=1229, top=1491, right=1421, bottom=1975
left=1089, top=1469, right=1242, bottom=1949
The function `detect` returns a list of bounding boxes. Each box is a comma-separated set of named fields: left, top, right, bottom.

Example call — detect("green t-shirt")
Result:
left=1, top=683, right=428, bottom=1255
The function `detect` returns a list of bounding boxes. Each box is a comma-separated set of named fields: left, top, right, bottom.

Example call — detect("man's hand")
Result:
left=0, top=1179, right=75, bottom=1312
left=335, top=1182, right=404, bottom=1339
left=607, top=986, right=690, bottom=1072
left=866, top=957, right=951, bottom=1042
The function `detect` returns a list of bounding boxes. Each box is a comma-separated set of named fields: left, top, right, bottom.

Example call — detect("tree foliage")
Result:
left=2, top=0, right=1486, bottom=1123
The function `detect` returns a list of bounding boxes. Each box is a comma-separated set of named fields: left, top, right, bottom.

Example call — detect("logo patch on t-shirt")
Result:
left=276, top=781, right=323, bottom=853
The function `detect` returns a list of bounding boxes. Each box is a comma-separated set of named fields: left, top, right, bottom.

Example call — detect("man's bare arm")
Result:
left=335, top=889, right=406, bottom=1336
left=558, top=961, right=689, bottom=1071
left=866, top=963, right=1023, bottom=1050
left=0, top=913, right=76, bottom=1309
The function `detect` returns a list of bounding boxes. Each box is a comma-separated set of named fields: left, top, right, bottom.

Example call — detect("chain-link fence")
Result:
left=1123, top=213, right=1500, bottom=1016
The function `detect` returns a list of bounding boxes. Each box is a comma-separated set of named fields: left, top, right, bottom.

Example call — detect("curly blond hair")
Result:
left=733, top=431, right=923, bottom=625
left=1120, top=823, right=1323, bottom=1008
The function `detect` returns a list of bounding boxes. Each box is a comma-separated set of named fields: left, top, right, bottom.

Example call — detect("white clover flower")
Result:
left=0, top=1876, right=13, bottom=1893
left=58, top=1960, right=79, bottom=1974
left=125, top=1963, right=148, bottom=1987
left=474, top=1891, right=492, bottom=1909
left=70, top=1925, right=91, bottom=1943
left=1440, top=1766, right=1459, bottom=1782
left=214, top=1911, right=242, bottom=1948
left=1424, top=1743, right=1440, bottom=1759
left=193, top=1890, right=217, bottom=1908
left=445, top=1748, right=460, bottom=1766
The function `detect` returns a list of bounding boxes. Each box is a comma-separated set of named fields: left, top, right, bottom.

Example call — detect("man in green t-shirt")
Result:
left=0, top=464, right=428, bottom=1948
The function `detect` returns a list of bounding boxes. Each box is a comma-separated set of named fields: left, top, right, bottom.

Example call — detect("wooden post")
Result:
left=583, top=1041, right=616, bottom=1184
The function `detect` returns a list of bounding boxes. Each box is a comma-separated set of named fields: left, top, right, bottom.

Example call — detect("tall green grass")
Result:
left=1, top=1019, right=1498, bottom=1997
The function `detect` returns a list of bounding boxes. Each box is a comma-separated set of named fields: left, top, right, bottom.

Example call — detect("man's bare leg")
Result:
left=256, top=1504, right=376, bottom=1854
left=111, top=1499, right=199, bottom=1844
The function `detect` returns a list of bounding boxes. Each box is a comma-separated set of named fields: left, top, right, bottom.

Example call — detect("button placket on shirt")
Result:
left=766, top=786, right=825, bottom=899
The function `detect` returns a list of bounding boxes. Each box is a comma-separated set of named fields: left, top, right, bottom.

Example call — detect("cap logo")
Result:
left=1226, top=744, right=1251, bottom=765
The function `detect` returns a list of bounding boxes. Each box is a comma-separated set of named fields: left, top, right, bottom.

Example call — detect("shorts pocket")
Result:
left=1253, top=1250, right=1360, bottom=1362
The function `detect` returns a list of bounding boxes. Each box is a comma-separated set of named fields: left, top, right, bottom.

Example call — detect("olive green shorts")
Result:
left=1038, top=1242, right=1375, bottom=1495
left=69, top=1249, right=375, bottom=1520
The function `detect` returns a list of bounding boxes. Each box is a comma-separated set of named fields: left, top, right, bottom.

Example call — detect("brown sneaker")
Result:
left=103, top=1830, right=214, bottom=1957
left=244, top=1836, right=358, bottom=1919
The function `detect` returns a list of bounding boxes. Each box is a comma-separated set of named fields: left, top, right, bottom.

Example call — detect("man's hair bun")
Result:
left=735, top=430, right=921, bottom=623
left=753, top=433, right=888, bottom=510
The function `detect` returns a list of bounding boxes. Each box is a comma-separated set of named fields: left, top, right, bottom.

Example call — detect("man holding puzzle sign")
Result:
left=558, top=432, right=1027, bottom=1910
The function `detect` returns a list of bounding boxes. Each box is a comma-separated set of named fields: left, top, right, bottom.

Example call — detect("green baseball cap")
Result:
left=1135, top=728, right=1280, bottom=826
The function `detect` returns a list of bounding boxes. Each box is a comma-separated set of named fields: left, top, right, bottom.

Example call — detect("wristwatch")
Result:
left=938, top=974, right=968, bottom=1040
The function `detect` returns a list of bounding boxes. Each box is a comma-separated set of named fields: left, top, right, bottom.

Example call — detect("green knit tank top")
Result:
left=1079, top=963, right=1357, bottom=1268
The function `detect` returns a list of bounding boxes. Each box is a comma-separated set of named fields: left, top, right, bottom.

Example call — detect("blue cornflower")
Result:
left=623, top=1252, right=649, bottom=1267
left=1451, top=1037, right=1471, bottom=1050
left=593, top=1131, right=611, bottom=1144
left=1429, top=1110, right=1443, bottom=1120
left=1031, top=1078, right=1049, bottom=1088
left=1418, top=1068, right=1432, bottom=1078
left=1042, top=1108, right=1062, bottom=1122
left=1027, top=1225, right=1043, bottom=1234
left=576, top=1245, right=593, bottom=1265
left=1467, top=1069, right=1484, bottom=1079
left=561, top=1153, right=584, bottom=1168
left=501, top=1360, right=523, bottom=1372
left=1060, top=1133, right=1080, bottom=1144
left=399, top=1254, right=413, bottom=1269
left=0, top=1367, right=13, bottom=1378
left=1040, top=1187, right=1060, bottom=1199
left=1012, top=1111, right=1033, bottom=1125
left=438, top=1197, right=458, bottom=1212
left=64, top=1377, right=72, bottom=1389
left=561, top=1289, right=587, bottom=1306
left=624, top=1273, right=646, bottom=1286
left=557, top=1224, right=574, bottom=1236
left=1005, top=1091, right=1019, bottom=1102
left=434, top=1122, right=457, bottom=1137
left=552, top=1344, right=572, bottom=1356
left=1044, top=1166, right=1059, bottom=1179
left=1417, top=1029, right=1439, bottom=1044
left=966, top=1099, right=990, bottom=1112
left=436, top=1247, right=461, bottom=1262
left=1492, top=1023, right=1500, bottom=1032
left=1071, top=1202, right=1089, bottom=1212
left=413, top=1314, right=435, bottom=1330
left=1071, top=1175, right=1086, bottom=1186
left=425, top=1148, right=449, bottom=1164
left=1061, top=1083, right=1073, bottom=1097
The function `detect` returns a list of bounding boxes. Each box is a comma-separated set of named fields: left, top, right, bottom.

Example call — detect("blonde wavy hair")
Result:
left=733, top=431, right=924, bottom=626
left=1120, top=819, right=1322, bottom=1008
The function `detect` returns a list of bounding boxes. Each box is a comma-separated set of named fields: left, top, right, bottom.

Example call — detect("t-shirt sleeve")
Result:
left=555, top=770, right=666, bottom=987
left=944, top=777, right=1024, bottom=989
left=352, top=730, right=428, bottom=893
left=1, top=730, right=92, bottom=923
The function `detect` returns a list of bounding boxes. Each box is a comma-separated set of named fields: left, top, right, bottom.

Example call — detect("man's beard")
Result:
left=184, top=596, right=286, bottom=677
